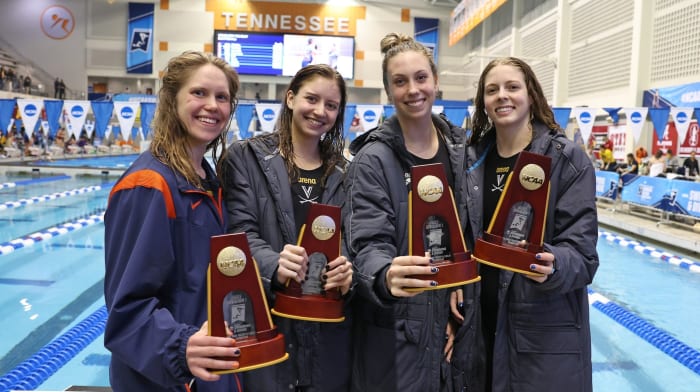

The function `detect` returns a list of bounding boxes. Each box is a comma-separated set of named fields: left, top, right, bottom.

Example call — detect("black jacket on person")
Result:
left=222, top=133, right=352, bottom=392
left=464, top=122, right=599, bottom=392
left=344, top=114, right=484, bottom=392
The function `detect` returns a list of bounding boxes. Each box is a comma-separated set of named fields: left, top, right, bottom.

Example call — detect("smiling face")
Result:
left=286, top=75, right=342, bottom=142
left=385, top=50, right=437, bottom=122
left=176, top=63, right=232, bottom=151
left=483, top=64, right=532, bottom=134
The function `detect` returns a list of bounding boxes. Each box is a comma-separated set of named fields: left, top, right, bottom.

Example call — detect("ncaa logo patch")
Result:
left=130, top=28, right=152, bottom=53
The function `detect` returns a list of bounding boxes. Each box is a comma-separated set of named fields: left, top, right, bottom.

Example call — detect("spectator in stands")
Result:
left=0, top=66, right=5, bottom=90
left=665, top=149, right=681, bottom=174
left=23, top=75, right=31, bottom=94
left=635, top=146, right=648, bottom=163
left=58, top=78, right=66, bottom=99
left=54, top=77, right=60, bottom=98
left=683, top=150, right=699, bottom=177
left=103, top=51, right=242, bottom=391
left=648, top=149, right=667, bottom=177
left=617, top=153, right=638, bottom=176
left=599, top=144, right=616, bottom=171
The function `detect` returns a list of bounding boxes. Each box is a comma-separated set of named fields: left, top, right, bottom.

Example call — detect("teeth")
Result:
left=308, top=118, right=322, bottom=126
left=198, top=117, right=217, bottom=124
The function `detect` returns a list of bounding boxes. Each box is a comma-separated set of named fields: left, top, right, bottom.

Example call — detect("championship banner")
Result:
left=415, top=17, right=439, bottom=65
left=114, top=101, right=140, bottom=141
left=0, top=99, right=16, bottom=134
left=623, top=107, right=647, bottom=144
left=620, top=176, right=670, bottom=208
left=595, top=170, right=619, bottom=200
left=63, top=100, right=91, bottom=139
left=41, top=120, right=50, bottom=137
left=235, top=103, right=255, bottom=140
left=669, top=179, right=700, bottom=218
left=254, top=103, right=281, bottom=133
left=44, top=100, right=64, bottom=139
left=91, top=101, right=114, bottom=140
left=356, top=105, right=382, bottom=133
left=449, top=0, right=507, bottom=46
left=603, top=107, right=621, bottom=125
left=572, top=107, right=598, bottom=144
left=17, top=99, right=44, bottom=135
left=552, top=107, right=571, bottom=131
left=670, top=107, right=694, bottom=148
left=649, top=107, right=671, bottom=142
left=84, top=120, right=95, bottom=138
left=140, top=102, right=156, bottom=139
left=127, top=2, right=154, bottom=74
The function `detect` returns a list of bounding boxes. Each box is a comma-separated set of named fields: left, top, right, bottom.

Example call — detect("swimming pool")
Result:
left=0, top=170, right=698, bottom=391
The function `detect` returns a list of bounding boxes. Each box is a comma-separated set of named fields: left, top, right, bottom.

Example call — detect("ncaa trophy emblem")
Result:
left=474, top=151, right=552, bottom=276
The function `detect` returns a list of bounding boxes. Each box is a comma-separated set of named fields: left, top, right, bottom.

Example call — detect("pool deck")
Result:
left=0, top=154, right=131, bottom=177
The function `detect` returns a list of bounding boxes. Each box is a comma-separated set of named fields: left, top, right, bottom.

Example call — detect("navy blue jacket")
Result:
left=104, top=151, right=239, bottom=392
left=223, top=133, right=352, bottom=392
left=344, top=114, right=483, bottom=392
left=463, top=123, right=599, bottom=392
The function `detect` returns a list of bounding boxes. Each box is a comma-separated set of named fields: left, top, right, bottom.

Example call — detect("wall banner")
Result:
left=127, top=2, right=154, bottom=74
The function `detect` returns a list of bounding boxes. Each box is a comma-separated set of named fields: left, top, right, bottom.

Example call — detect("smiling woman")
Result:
left=102, top=51, right=245, bottom=392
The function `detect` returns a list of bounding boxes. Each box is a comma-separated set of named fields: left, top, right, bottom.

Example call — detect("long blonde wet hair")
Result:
left=150, top=51, right=239, bottom=188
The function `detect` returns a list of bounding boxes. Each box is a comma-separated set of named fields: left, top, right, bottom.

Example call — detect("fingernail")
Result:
left=535, top=254, right=542, bottom=260
left=325, top=265, right=331, bottom=271
left=430, top=281, right=438, bottom=286
left=431, top=267, right=439, bottom=273
left=458, top=302, right=464, bottom=308
left=529, top=264, right=537, bottom=270
left=322, top=274, right=328, bottom=280
left=429, top=258, right=435, bottom=263
left=233, top=348, right=241, bottom=355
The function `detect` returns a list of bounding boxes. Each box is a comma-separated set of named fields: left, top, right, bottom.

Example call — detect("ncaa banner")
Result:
left=64, top=100, right=91, bottom=139
left=235, top=103, right=255, bottom=140
left=649, top=107, right=670, bottom=142
left=443, top=106, right=467, bottom=128
left=383, top=105, right=395, bottom=119
left=620, top=175, right=670, bottom=208
left=572, top=107, right=598, bottom=144
left=552, top=107, right=571, bottom=131
left=670, top=107, right=694, bottom=147
left=114, top=101, right=140, bottom=141
left=139, top=102, right=156, bottom=139
left=127, top=3, right=154, bottom=74
left=623, top=107, right=647, bottom=144
left=0, top=99, right=16, bottom=133
left=44, top=100, right=64, bottom=139
left=91, top=101, right=114, bottom=140
left=17, top=99, right=43, bottom=135
left=356, top=105, right=383, bottom=134
left=414, top=17, right=439, bottom=65
left=255, top=103, right=281, bottom=133
left=467, top=105, right=476, bottom=119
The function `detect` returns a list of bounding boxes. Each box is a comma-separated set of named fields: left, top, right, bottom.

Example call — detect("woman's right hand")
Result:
left=385, top=252, right=437, bottom=297
left=277, top=244, right=308, bottom=285
left=185, top=322, right=240, bottom=381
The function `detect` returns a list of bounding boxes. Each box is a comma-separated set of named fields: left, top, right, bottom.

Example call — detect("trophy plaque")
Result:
left=208, top=232, right=289, bottom=374
left=473, top=151, right=551, bottom=276
left=407, top=163, right=480, bottom=291
left=271, top=203, right=345, bottom=322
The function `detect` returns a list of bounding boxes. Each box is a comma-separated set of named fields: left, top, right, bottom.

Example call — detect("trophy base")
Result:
left=271, top=292, right=345, bottom=322
left=213, top=329, right=289, bottom=374
left=405, top=252, right=481, bottom=292
left=473, top=235, right=545, bottom=277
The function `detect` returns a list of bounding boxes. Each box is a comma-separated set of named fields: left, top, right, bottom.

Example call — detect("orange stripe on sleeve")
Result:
left=109, top=170, right=177, bottom=218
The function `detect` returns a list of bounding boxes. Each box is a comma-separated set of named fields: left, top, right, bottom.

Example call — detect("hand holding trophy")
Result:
left=271, top=203, right=346, bottom=322
left=207, top=233, right=289, bottom=374
left=473, top=151, right=552, bottom=275
left=407, top=163, right=480, bottom=291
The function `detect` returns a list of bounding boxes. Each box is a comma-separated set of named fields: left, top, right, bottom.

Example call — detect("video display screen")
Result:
left=214, top=30, right=355, bottom=79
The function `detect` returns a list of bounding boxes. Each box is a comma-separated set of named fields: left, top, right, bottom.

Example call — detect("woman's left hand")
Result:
left=525, top=252, right=556, bottom=283
left=323, top=256, right=353, bottom=295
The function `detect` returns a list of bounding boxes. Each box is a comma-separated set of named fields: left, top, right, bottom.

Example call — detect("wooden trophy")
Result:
left=407, top=163, right=480, bottom=291
left=208, top=232, right=289, bottom=374
left=473, top=151, right=552, bottom=276
left=271, top=203, right=345, bottom=322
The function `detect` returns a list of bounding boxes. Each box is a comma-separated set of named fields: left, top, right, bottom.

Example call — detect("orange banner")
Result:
left=206, top=0, right=366, bottom=36
left=448, top=0, right=507, bottom=46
